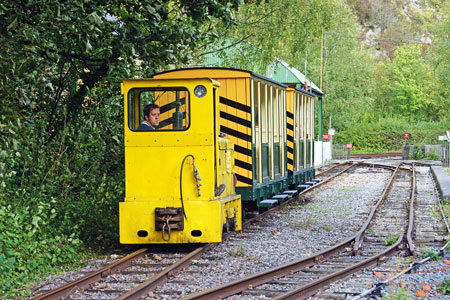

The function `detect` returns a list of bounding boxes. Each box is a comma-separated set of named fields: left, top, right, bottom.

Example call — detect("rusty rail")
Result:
left=353, top=164, right=402, bottom=255
left=116, top=246, right=207, bottom=299
left=180, top=163, right=408, bottom=300
left=315, top=161, right=353, bottom=177
left=181, top=235, right=357, bottom=300
left=31, top=248, right=148, bottom=300
left=274, top=234, right=404, bottom=300
left=406, top=163, right=416, bottom=256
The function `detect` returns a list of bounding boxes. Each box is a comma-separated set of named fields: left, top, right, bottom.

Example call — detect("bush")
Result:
left=413, top=146, right=425, bottom=160
left=0, top=89, right=123, bottom=295
left=425, top=151, right=441, bottom=160
left=333, top=117, right=450, bottom=153
left=438, top=278, right=450, bottom=295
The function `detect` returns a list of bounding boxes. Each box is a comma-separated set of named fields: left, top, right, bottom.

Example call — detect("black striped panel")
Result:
left=220, top=97, right=251, bottom=114
left=235, top=144, right=252, bottom=156
left=286, top=111, right=294, bottom=119
left=220, top=125, right=251, bottom=142
left=287, top=158, right=293, bottom=165
left=236, top=174, right=252, bottom=185
left=159, top=97, right=186, bottom=114
left=287, top=135, right=294, bottom=143
left=220, top=111, right=251, bottom=128
left=219, top=96, right=252, bottom=187
left=287, top=146, right=294, bottom=154
left=287, top=123, right=294, bottom=131
left=235, top=159, right=252, bottom=171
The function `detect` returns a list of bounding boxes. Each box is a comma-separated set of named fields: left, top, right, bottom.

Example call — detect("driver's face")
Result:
left=147, top=108, right=160, bottom=127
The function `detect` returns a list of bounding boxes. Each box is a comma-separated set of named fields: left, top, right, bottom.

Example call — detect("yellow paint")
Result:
left=120, top=77, right=242, bottom=244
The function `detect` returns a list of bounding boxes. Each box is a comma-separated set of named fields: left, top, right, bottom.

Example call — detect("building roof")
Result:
left=266, top=59, right=323, bottom=95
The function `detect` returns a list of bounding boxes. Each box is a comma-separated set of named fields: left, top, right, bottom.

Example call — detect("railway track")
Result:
left=29, top=162, right=357, bottom=300
left=313, top=163, right=450, bottom=299
left=29, top=162, right=448, bottom=300
left=177, top=163, right=411, bottom=299
left=350, top=152, right=402, bottom=159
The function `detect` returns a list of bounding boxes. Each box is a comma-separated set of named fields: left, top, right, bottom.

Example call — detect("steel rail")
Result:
left=31, top=248, right=148, bottom=300
left=180, top=235, right=357, bottom=300
left=406, top=163, right=416, bottom=256
left=315, top=161, right=353, bottom=177
left=242, top=162, right=359, bottom=229
left=353, top=164, right=402, bottom=255
left=116, top=246, right=206, bottom=300
left=180, top=164, right=401, bottom=300
left=352, top=164, right=449, bottom=300
left=357, top=161, right=406, bottom=171
left=298, top=162, right=358, bottom=193
left=274, top=234, right=405, bottom=300
left=276, top=164, right=414, bottom=300
left=32, top=162, right=357, bottom=300
left=350, top=152, right=402, bottom=159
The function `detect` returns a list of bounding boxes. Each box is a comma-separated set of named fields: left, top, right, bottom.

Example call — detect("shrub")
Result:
left=333, top=117, right=450, bottom=153
left=382, top=288, right=411, bottom=300
left=438, top=278, right=450, bottom=295
left=0, top=91, right=123, bottom=295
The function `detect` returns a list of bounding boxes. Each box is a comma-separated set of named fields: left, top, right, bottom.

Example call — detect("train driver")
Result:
left=138, top=104, right=160, bottom=130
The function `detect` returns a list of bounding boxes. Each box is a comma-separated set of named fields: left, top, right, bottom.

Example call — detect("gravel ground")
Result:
left=314, top=160, right=450, bottom=300
left=27, top=160, right=450, bottom=300
left=148, top=166, right=393, bottom=299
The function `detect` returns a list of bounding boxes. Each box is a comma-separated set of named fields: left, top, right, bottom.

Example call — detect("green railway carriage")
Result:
left=153, top=68, right=317, bottom=209
left=286, top=87, right=316, bottom=186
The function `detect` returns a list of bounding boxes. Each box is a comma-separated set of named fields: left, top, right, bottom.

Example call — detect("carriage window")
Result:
left=128, top=87, right=190, bottom=131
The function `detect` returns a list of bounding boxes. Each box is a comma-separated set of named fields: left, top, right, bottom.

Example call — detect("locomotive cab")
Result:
left=119, top=78, right=242, bottom=244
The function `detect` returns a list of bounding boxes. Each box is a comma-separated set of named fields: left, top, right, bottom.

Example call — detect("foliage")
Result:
left=430, top=2, right=450, bottom=121
left=438, top=278, right=450, bottom=295
left=228, top=242, right=246, bottom=257
left=384, top=236, right=398, bottom=246
left=199, top=0, right=341, bottom=71
left=381, top=288, right=411, bottom=300
left=0, top=0, right=244, bottom=295
left=413, top=146, right=425, bottom=160
left=424, top=151, right=441, bottom=160
left=381, top=45, right=435, bottom=121
left=424, top=250, right=441, bottom=261
left=334, top=117, right=450, bottom=152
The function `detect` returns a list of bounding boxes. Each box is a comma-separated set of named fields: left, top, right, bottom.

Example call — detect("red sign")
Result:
left=404, top=133, right=409, bottom=139
left=322, top=134, right=330, bottom=140
left=346, top=144, right=353, bottom=149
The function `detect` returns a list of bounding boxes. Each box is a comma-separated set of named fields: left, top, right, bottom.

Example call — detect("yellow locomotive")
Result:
left=120, top=68, right=317, bottom=244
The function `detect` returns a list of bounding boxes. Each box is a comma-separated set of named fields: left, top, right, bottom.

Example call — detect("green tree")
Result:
left=0, top=0, right=245, bottom=295
left=384, top=44, right=435, bottom=121
left=431, top=1, right=450, bottom=120
left=1, top=0, right=242, bottom=137
left=198, top=0, right=338, bottom=71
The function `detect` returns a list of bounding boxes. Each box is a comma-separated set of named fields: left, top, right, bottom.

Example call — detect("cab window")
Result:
left=128, top=87, right=190, bottom=131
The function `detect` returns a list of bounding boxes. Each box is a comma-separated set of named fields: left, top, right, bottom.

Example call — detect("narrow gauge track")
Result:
left=179, top=163, right=415, bottom=300
left=30, top=247, right=202, bottom=300
left=350, top=153, right=402, bottom=159
left=315, top=162, right=354, bottom=179
left=413, top=164, right=449, bottom=254
left=314, top=162, right=450, bottom=299
left=29, top=162, right=355, bottom=300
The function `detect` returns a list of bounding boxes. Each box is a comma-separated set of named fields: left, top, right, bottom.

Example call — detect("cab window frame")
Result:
left=127, top=86, right=191, bottom=132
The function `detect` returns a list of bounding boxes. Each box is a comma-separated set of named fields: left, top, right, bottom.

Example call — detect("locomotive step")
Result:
left=305, top=181, right=316, bottom=185
left=297, top=184, right=310, bottom=191
left=282, top=190, right=299, bottom=197
left=311, top=178, right=323, bottom=183
left=259, top=199, right=278, bottom=207
left=272, top=194, right=289, bottom=201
